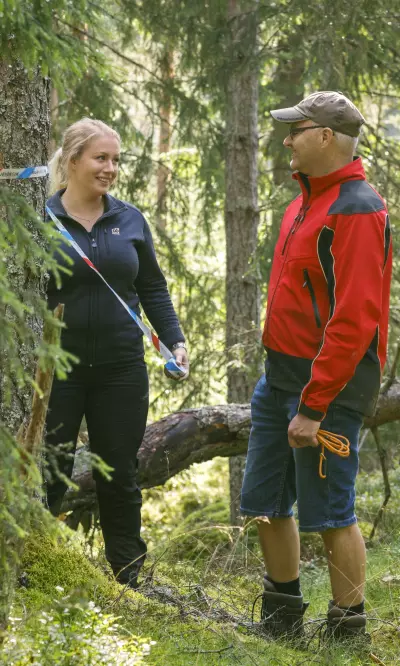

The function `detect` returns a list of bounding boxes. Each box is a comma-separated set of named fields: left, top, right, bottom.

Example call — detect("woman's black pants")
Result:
left=45, top=359, right=149, bottom=582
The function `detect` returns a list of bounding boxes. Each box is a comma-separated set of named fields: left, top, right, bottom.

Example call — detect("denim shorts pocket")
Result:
left=328, top=404, right=364, bottom=442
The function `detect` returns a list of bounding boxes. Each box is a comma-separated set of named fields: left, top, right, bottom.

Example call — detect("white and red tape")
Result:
left=0, top=165, right=186, bottom=379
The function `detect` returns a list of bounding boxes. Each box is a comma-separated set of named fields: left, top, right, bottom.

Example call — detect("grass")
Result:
left=3, top=459, right=400, bottom=665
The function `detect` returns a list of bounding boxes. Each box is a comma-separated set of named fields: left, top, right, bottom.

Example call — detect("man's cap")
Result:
left=270, top=91, right=365, bottom=138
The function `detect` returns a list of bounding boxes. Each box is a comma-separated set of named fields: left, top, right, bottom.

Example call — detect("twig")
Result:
left=381, top=340, right=400, bottom=393
left=23, top=304, right=65, bottom=459
left=370, top=653, right=387, bottom=665
left=369, top=427, right=391, bottom=541
left=364, top=616, right=400, bottom=629
left=359, top=428, right=370, bottom=450
left=180, top=644, right=233, bottom=655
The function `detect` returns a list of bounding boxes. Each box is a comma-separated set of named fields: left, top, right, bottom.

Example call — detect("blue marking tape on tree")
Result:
left=0, top=166, right=49, bottom=179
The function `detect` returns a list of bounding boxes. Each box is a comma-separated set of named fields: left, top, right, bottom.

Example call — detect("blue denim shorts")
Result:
left=240, top=374, right=364, bottom=532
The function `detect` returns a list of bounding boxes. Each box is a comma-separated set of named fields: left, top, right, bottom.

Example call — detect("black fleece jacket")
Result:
left=46, top=190, right=185, bottom=366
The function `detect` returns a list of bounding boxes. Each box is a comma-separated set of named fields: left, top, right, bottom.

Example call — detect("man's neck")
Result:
left=306, top=156, right=353, bottom=178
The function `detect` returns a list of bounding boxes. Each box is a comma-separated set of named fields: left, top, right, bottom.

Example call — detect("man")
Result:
left=240, top=91, right=392, bottom=640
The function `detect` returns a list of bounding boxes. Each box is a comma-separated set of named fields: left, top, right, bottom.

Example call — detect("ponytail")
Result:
left=48, top=147, right=66, bottom=195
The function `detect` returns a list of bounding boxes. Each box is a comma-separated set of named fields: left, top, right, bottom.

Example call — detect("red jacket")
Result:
left=262, top=158, right=392, bottom=421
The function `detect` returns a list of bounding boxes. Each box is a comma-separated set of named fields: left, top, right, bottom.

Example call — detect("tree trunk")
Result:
left=270, top=35, right=305, bottom=188
left=156, top=48, right=173, bottom=231
left=264, top=33, right=305, bottom=269
left=61, top=380, right=400, bottom=518
left=0, top=61, right=49, bottom=430
left=49, top=85, right=59, bottom=158
left=225, top=0, right=260, bottom=525
left=0, top=60, right=50, bottom=633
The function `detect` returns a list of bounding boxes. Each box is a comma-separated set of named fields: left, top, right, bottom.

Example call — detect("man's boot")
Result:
left=325, top=601, right=368, bottom=641
left=261, top=576, right=309, bottom=640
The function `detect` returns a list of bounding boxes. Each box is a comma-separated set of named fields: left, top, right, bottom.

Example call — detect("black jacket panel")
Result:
left=46, top=190, right=184, bottom=365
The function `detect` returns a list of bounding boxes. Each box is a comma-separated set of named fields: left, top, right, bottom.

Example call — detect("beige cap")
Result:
left=270, top=91, right=365, bottom=138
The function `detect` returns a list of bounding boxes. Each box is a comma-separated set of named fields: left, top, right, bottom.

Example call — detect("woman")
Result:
left=46, top=118, right=189, bottom=588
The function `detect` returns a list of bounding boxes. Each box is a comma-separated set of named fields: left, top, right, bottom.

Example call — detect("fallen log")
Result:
left=61, top=381, right=400, bottom=516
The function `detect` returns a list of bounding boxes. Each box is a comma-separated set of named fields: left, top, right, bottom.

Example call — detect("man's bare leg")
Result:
left=257, top=516, right=300, bottom=581
left=321, top=523, right=366, bottom=607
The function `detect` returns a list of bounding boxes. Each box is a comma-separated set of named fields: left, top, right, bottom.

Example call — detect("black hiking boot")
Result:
left=260, top=576, right=309, bottom=641
left=324, top=601, right=369, bottom=642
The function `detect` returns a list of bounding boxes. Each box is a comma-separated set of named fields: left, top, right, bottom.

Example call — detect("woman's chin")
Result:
left=93, top=181, right=111, bottom=195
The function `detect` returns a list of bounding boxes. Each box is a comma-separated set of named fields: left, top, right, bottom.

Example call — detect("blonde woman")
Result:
left=46, top=118, right=188, bottom=588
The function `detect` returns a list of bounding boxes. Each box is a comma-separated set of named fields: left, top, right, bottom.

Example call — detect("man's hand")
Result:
left=288, top=413, right=320, bottom=449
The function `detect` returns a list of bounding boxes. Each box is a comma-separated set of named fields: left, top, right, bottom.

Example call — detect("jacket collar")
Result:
left=293, top=157, right=366, bottom=201
left=47, top=189, right=127, bottom=220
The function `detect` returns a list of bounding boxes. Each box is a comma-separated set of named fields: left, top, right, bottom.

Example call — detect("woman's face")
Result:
left=69, top=134, right=120, bottom=196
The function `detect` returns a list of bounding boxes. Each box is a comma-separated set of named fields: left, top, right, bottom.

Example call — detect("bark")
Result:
left=49, top=85, right=59, bottom=158
left=61, top=381, right=400, bottom=517
left=225, top=0, right=260, bottom=524
left=364, top=380, right=400, bottom=428
left=0, top=59, right=50, bottom=634
left=156, top=49, right=173, bottom=231
left=0, top=61, right=50, bottom=432
left=265, top=33, right=305, bottom=270
left=269, top=34, right=305, bottom=188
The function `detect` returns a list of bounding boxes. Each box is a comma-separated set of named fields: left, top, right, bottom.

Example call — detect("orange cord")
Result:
left=316, top=430, right=350, bottom=479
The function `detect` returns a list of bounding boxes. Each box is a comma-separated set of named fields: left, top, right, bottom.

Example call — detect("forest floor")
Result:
left=2, top=458, right=400, bottom=665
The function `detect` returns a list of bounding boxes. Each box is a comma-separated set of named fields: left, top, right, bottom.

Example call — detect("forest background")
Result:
left=1, top=1, right=400, bottom=664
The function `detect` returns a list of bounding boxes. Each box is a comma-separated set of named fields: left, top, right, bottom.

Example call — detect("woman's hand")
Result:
left=164, top=346, right=189, bottom=381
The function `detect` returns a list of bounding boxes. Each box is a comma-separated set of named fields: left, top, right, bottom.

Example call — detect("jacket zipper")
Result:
left=281, top=206, right=309, bottom=256
left=104, top=227, right=110, bottom=253
left=303, top=269, right=322, bottom=328
left=265, top=205, right=309, bottom=339
left=89, top=231, right=98, bottom=365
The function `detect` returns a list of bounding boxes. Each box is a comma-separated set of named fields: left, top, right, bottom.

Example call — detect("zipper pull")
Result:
left=91, top=236, right=97, bottom=248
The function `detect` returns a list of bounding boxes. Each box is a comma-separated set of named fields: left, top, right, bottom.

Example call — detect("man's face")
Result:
left=283, top=120, right=325, bottom=174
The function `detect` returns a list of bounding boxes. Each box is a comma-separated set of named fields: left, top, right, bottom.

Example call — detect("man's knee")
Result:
left=256, top=515, right=294, bottom=534
left=319, top=522, right=360, bottom=545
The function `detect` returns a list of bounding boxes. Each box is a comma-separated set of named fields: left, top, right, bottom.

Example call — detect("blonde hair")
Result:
left=48, top=118, right=120, bottom=194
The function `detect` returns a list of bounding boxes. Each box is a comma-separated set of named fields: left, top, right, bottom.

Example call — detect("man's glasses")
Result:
left=288, top=125, right=333, bottom=139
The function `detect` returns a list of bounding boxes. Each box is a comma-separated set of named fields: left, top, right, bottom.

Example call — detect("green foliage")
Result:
left=6, top=463, right=400, bottom=665
left=0, top=0, right=102, bottom=83
left=0, top=185, right=76, bottom=625
left=0, top=187, right=73, bottom=405
left=141, top=459, right=229, bottom=551
left=1, top=589, right=153, bottom=665
left=0, top=430, right=41, bottom=598
left=2, top=0, right=400, bottom=657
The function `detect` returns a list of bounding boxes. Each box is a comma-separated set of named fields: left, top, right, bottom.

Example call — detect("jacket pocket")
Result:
left=303, top=269, right=322, bottom=328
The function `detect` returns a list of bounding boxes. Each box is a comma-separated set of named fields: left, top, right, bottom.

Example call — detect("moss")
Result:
left=20, top=522, right=119, bottom=603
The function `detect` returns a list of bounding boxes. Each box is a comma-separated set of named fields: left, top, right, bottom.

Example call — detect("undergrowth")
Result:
left=2, top=459, right=400, bottom=665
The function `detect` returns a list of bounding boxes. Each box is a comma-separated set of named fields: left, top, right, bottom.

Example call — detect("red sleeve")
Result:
left=298, top=211, right=387, bottom=421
